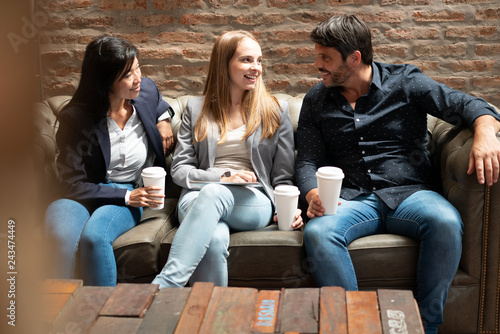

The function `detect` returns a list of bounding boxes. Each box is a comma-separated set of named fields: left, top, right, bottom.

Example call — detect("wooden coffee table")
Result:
left=42, top=279, right=423, bottom=333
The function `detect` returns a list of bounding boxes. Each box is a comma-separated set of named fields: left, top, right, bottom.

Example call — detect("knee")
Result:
left=304, top=218, right=327, bottom=246
left=45, top=199, right=88, bottom=239
left=205, top=225, right=230, bottom=258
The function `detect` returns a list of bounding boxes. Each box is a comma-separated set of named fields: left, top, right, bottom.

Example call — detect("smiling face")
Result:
left=109, top=57, right=142, bottom=102
left=228, top=37, right=262, bottom=98
left=313, top=43, right=353, bottom=88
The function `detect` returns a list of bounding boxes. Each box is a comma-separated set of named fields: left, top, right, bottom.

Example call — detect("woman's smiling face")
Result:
left=228, top=37, right=262, bottom=96
left=109, top=57, right=142, bottom=102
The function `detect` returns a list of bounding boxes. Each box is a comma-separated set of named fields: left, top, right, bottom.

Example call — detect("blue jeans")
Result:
left=303, top=191, right=462, bottom=334
left=44, top=182, right=142, bottom=286
left=152, top=183, right=273, bottom=288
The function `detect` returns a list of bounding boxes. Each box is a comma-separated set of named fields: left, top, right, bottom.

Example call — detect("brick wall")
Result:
left=33, top=0, right=499, bottom=106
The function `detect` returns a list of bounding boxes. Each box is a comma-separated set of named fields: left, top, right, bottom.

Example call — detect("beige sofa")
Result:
left=34, top=94, right=500, bottom=334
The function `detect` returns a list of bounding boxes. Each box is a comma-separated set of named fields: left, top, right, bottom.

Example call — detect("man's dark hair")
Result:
left=310, top=14, right=373, bottom=65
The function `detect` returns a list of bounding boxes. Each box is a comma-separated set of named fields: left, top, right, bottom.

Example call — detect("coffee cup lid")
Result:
left=316, top=166, right=344, bottom=179
left=141, top=166, right=166, bottom=177
left=274, top=185, right=300, bottom=196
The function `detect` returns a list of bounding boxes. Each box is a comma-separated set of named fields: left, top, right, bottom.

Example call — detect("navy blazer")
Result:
left=56, top=78, right=173, bottom=208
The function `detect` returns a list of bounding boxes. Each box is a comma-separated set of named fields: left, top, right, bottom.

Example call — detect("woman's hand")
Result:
left=128, top=186, right=164, bottom=208
left=221, top=171, right=257, bottom=183
left=157, top=120, right=174, bottom=155
left=274, top=208, right=304, bottom=230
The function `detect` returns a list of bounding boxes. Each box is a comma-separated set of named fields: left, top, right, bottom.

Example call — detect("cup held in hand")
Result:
left=316, top=166, right=344, bottom=215
left=274, top=185, right=300, bottom=231
left=141, top=167, right=166, bottom=210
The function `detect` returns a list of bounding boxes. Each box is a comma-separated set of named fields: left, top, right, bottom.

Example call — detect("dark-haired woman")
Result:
left=44, top=36, right=174, bottom=286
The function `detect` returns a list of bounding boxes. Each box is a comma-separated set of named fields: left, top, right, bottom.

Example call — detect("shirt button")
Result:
left=367, top=169, right=371, bottom=173
left=362, top=151, right=366, bottom=154
left=373, top=187, right=377, bottom=190
left=360, top=137, right=364, bottom=140
left=356, top=118, right=360, bottom=122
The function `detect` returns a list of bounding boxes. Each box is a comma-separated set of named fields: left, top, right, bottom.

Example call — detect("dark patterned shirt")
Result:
left=295, top=62, right=500, bottom=209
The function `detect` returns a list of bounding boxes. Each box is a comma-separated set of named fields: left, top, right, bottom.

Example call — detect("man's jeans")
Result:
left=45, top=182, right=142, bottom=286
left=152, top=183, right=273, bottom=288
left=303, top=191, right=462, bottom=334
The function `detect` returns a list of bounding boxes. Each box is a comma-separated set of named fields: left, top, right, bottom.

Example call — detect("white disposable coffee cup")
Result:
left=316, top=166, right=344, bottom=215
left=274, top=185, right=300, bottom=231
left=141, top=166, right=166, bottom=210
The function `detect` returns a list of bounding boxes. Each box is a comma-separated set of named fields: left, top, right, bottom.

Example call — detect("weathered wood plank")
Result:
left=88, top=316, right=142, bottom=334
left=137, top=287, right=191, bottom=334
left=252, top=290, right=280, bottom=333
left=280, top=288, right=319, bottom=333
left=346, top=291, right=382, bottom=334
left=199, top=286, right=258, bottom=334
left=319, top=286, right=347, bottom=334
left=50, top=286, right=114, bottom=334
left=174, top=282, right=214, bottom=334
left=377, top=289, right=424, bottom=334
left=99, top=283, right=159, bottom=318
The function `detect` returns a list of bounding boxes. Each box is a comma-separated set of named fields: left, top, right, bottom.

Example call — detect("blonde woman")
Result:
left=152, top=31, right=302, bottom=288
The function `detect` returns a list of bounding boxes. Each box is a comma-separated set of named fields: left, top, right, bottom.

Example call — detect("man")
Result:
left=295, top=14, right=500, bottom=334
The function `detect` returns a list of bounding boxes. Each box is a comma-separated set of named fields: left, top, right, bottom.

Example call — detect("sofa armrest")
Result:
left=430, top=116, right=500, bottom=322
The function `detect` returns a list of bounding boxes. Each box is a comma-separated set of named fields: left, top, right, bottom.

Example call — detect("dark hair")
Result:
left=310, top=14, right=373, bottom=65
left=64, top=35, right=138, bottom=120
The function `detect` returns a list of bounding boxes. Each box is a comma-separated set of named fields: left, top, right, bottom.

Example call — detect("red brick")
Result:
left=446, top=26, right=497, bottom=38
left=266, top=80, right=290, bottom=91
left=45, top=19, right=67, bottom=30
left=41, top=50, right=73, bottom=63
left=139, top=48, right=177, bottom=60
left=269, top=0, right=317, bottom=9
left=357, top=11, right=407, bottom=23
left=444, top=0, right=492, bottom=3
left=298, top=78, right=321, bottom=89
left=296, top=47, right=315, bottom=58
left=55, top=66, right=81, bottom=77
left=403, top=60, right=439, bottom=72
left=153, top=0, right=202, bottom=10
left=139, top=65, right=160, bottom=76
left=156, top=80, right=183, bottom=92
left=180, top=14, right=231, bottom=26
left=386, top=28, right=439, bottom=39
left=269, top=30, right=311, bottom=42
left=413, top=11, right=465, bottom=22
left=326, top=0, right=371, bottom=5
left=69, top=17, right=115, bottom=29
left=47, top=0, right=94, bottom=11
left=273, top=63, right=316, bottom=75
left=43, top=81, right=77, bottom=96
left=449, top=60, right=495, bottom=72
left=209, top=0, right=260, bottom=7
left=264, top=47, right=291, bottom=58
left=414, top=43, right=467, bottom=57
left=374, top=44, right=408, bottom=57
left=476, top=8, right=500, bottom=20
left=290, top=12, right=335, bottom=24
left=127, top=15, right=175, bottom=27
left=158, top=32, right=206, bottom=44
left=99, top=0, right=147, bottom=10
left=112, top=32, right=150, bottom=44
left=475, top=44, right=500, bottom=56
left=165, top=65, right=207, bottom=76
left=236, top=14, right=285, bottom=25
left=381, top=0, right=432, bottom=4
left=431, top=76, right=468, bottom=90
left=472, top=76, right=500, bottom=88
left=182, top=49, right=212, bottom=60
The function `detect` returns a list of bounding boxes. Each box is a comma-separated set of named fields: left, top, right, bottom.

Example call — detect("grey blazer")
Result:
left=171, top=96, right=295, bottom=207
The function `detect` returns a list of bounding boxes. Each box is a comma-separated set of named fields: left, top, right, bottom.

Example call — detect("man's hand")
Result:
left=157, top=120, right=174, bottom=155
left=468, top=115, right=500, bottom=186
left=305, top=188, right=325, bottom=219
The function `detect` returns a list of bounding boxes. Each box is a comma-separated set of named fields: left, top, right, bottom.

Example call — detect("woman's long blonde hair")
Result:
left=194, top=30, right=281, bottom=143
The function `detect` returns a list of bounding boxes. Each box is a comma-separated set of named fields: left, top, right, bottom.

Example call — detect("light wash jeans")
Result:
left=44, top=182, right=142, bottom=286
left=152, top=183, right=273, bottom=288
left=303, top=191, right=462, bottom=334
